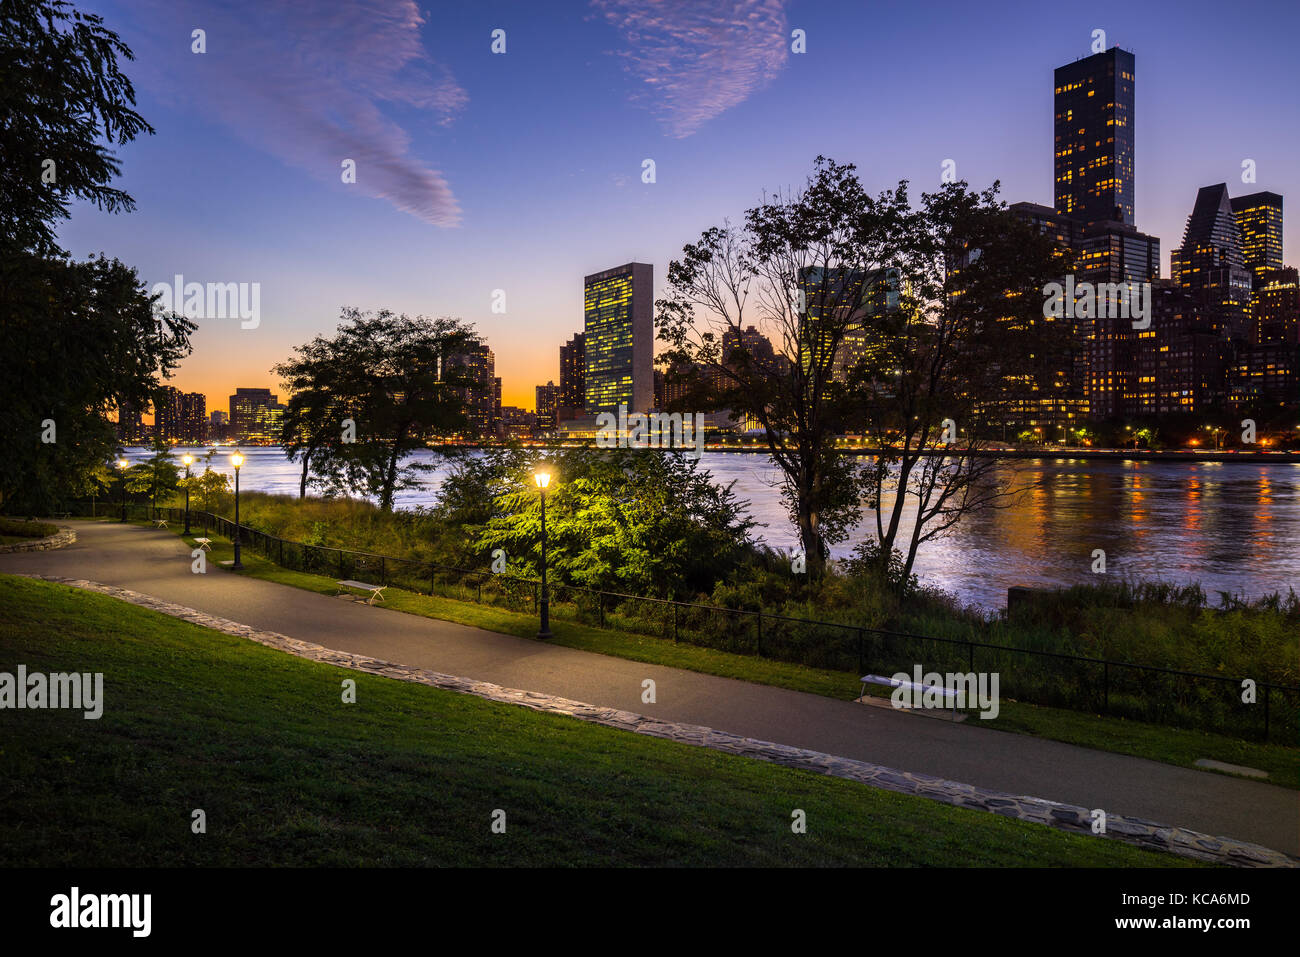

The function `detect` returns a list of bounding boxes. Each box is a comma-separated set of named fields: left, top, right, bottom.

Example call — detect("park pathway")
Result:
left=2, top=520, right=1296, bottom=858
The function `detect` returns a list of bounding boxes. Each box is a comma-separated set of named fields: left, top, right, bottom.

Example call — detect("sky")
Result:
left=58, top=0, right=1300, bottom=412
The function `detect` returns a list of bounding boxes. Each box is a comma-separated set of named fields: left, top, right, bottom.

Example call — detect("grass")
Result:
left=0, top=574, right=1190, bottom=867
left=0, top=517, right=57, bottom=546
left=164, top=522, right=1300, bottom=791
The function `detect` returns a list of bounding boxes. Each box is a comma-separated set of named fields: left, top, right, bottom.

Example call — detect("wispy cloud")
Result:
left=126, top=0, right=465, bottom=226
left=591, top=0, right=790, bottom=138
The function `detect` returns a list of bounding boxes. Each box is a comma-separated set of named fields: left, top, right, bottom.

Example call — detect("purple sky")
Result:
left=58, top=0, right=1300, bottom=411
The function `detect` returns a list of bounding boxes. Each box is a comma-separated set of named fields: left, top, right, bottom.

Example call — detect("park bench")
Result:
left=193, top=537, right=212, bottom=552
left=336, top=579, right=387, bottom=605
left=151, top=518, right=168, bottom=529
left=860, top=673, right=961, bottom=721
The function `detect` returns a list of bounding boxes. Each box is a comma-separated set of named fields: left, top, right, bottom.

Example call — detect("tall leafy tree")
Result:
left=1, top=0, right=154, bottom=256
left=849, top=182, right=1071, bottom=584
left=0, top=253, right=193, bottom=513
left=276, top=309, right=480, bottom=510
left=1, top=0, right=191, bottom=514
left=273, top=336, right=362, bottom=499
left=659, top=158, right=1069, bottom=587
left=657, top=157, right=907, bottom=575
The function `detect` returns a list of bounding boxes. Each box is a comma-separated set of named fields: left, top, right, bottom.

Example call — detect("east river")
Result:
left=132, top=446, right=1300, bottom=611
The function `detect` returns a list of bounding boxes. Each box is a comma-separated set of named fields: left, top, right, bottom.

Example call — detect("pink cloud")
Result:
left=592, top=0, right=790, bottom=138
left=125, top=0, right=465, bottom=226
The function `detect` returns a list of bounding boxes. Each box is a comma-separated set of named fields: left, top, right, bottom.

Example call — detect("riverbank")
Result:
left=121, top=441, right=1300, bottom=463
left=121, top=491, right=1300, bottom=738
left=112, top=447, right=1300, bottom=609
left=438, top=444, right=1300, bottom=463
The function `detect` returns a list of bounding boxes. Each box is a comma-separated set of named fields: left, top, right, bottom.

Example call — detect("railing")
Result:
left=62, top=500, right=1300, bottom=742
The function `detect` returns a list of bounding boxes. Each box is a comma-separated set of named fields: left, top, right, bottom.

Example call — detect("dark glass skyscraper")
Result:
left=1171, top=183, right=1253, bottom=334
left=1054, top=47, right=1135, bottom=226
left=558, top=332, right=585, bottom=414
left=583, top=263, right=653, bottom=414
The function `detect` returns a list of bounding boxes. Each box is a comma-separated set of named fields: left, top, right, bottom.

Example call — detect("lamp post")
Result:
left=231, top=452, right=244, bottom=569
left=117, top=457, right=128, bottom=522
left=534, top=469, right=553, bottom=639
left=181, top=454, right=193, bottom=535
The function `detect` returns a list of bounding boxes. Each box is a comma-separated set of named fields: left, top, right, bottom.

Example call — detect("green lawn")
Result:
left=0, top=517, right=57, bottom=546
left=0, top=574, right=1190, bottom=867
left=166, top=524, right=1299, bottom=791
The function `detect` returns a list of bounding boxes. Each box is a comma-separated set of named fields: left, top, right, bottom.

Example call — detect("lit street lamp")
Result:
left=231, top=452, right=244, bottom=569
left=181, top=453, right=193, bottom=535
left=116, top=457, right=128, bottom=522
left=535, top=469, right=553, bottom=639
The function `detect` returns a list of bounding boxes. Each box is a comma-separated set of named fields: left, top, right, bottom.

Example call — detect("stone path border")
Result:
left=18, top=574, right=1297, bottom=868
left=0, top=526, right=76, bottom=554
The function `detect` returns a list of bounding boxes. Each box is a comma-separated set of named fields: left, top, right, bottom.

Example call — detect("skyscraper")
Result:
left=1230, top=191, right=1284, bottom=287
left=1231, top=267, right=1300, bottom=409
left=229, top=388, right=279, bottom=443
left=117, top=399, right=145, bottom=444
left=797, top=266, right=898, bottom=384
left=445, top=342, right=497, bottom=436
left=535, top=381, right=559, bottom=430
left=1171, top=183, right=1253, bottom=339
left=1054, top=47, right=1135, bottom=226
left=1132, top=280, right=1228, bottom=416
left=583, top=262, right=653, bottom=414
left=180, top=392, right=206, bottom=443
left=558, top=332, right=585, bottom=416
left=209, top=410, right=229, bottom=442
left=154, top=385, right=183, bottom=441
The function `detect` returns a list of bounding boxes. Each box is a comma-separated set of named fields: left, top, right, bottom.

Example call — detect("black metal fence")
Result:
left=65, top=500, right=1300, bottom=743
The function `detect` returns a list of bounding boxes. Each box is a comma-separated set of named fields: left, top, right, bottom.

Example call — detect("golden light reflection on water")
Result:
left=126, top=446, right=1300, bottom=611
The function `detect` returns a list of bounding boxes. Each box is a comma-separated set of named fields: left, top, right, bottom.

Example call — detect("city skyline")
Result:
left=58, top=0, right=1300, bottom=411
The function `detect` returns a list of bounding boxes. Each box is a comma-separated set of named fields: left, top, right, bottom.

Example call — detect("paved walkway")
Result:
left=3, top=520, right=1296, bottom=857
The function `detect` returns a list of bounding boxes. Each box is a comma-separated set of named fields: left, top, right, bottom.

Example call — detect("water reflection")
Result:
left=135, top=447, right=1300, bottom=611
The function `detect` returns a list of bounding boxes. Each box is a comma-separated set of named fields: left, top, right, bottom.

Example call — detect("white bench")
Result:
left=152, top=519, right=168, bottom=529
left=193, top=537, right=212, bottom=552
left=337, top=579, right=387, bottom=605
left=860, top=674, right=961, bottom=721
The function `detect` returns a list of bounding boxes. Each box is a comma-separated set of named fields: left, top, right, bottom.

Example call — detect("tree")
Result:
left=187, top=467, right=231, bottom=535
left=273, top=336, right=361, bottom=499
left=0, top=1, right=191, bottom=515
left=439, top=447, right=756, bottom=597
left=0, top=253, right=194, bottom=514
left=848, top=181, right=1070, bottom=584
left=1, top=0, right=154, bottom=256
left=127, top=437, right=179, bottom=515
left=275, top=308, right=481, bottom=510
left=657, top=157, right=908, bottom=576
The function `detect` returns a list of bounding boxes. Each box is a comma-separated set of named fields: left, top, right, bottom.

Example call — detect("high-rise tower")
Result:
left=1230, top=191, right=1284, bottom=287
left=1054, top=47, right=1135, bottom=226
left=583, top=263, right=653, bottom=414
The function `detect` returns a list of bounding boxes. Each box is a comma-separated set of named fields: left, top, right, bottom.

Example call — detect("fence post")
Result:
left=339, top=550, right=345, bottom=580
left=673, top=603, right=679, bottom=643
left=430, top=563, right=436, bottom=597
left=756, top=610, right=763, bottom=657
left=598, top=593, right=605, bottom=628
left=1103, top=661, right=1109, bottom=714
left=1263, top=684, right=1269, bottom=741
left=380, top=556, right=386, bottom=584
left=857, top=628, right=864, bottom=676
left=476, top=578, right=482, bottom=604
left=968, top=641, right=974, bottom=673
